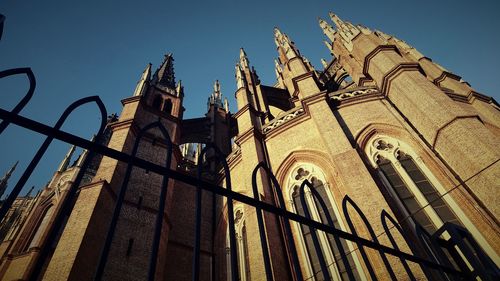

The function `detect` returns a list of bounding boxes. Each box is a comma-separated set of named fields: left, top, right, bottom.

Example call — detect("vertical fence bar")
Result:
left=252, top=162, right=304, bottom=280
left=381, top=210, right=416, bottom=281
left=147, top=124, right=173, bottom=281
left=250, top=164, right=275, bottom=281
left=300, top=179, right=356, bottom=281
left=0, top=14, right=5, bottom=40
left=94, top=121, right=171, bottom=280
left=299, top=180, right=331, bottom=281
left=193, top=144, right=238, bottom=281
left=30, top=98, right=107, bottom=280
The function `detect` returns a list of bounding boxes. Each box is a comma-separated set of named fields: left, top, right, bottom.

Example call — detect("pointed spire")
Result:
left=153, top=53, right=175, bottom=88
left=176, top=80, right=184, bottom=97
left=235, top=63, right=245, bottom=89
left=274, top=59, right=282, bottom=79
left=133, top=63, right=151, bottom=96
left=273, top=27, right=284, bottom=46
left=58, top=145, right=76, bottom=172
left=318, top=18, right=336, bottom=42
left=324, top=40, right=334, bottom=53
left=0, top=161, right=18, bottom=199
left=239, top=48, right=249, bottom=69
left=321, top=58, right=329, bottom=69
left=208, top=80, right=224, bottom=108
left=224, top=98, right=229, bottom=112
left=328, top=11, right=360, bottom=49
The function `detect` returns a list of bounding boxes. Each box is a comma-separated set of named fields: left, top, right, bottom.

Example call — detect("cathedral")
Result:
left=0, top=11, right=499, bottom=281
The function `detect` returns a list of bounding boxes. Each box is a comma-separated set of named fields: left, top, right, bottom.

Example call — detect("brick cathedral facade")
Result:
left=0, top=11, right=499, bottom=281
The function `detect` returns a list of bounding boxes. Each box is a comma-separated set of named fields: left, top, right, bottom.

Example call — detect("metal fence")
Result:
left=1, top=14, right=499, bottom=281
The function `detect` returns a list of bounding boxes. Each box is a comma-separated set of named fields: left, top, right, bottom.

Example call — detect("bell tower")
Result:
left=43, top=54, right=184, bottom=281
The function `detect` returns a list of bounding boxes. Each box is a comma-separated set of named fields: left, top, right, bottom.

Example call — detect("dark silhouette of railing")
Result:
left=1, top=14, right=499, bottom=281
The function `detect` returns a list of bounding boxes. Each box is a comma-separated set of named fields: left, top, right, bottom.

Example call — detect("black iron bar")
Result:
left=301, top=180, right=356, bottom=281
left=0, top=96, right=105, bottom=222
left=299, top=180, right=331, bottom=281
left=250, top=165, right=275, bottom=281
left=147, top=123, right=173, bottom=281
left=381, top=210, right=416, bottom=281
left=94, top=121, right=171, bottom=280
left=263, top=163, right=304, bottom=281
left=0, top=68, right=36, bottom=134
left=0, top=108, right=466, bottom=276
left=343, top=196, right=398, bottom=280
left=193, top=144, right=238, bottom=281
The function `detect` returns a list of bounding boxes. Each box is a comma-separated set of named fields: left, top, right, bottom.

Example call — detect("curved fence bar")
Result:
left=0, top=68, right=36, bottom=134
left=252, top=162, right=304, bottom=281
left=31, top=100, right=107, bottom=279
left=299, top=180, right=331, bottom=281
left=342, top=195, right=399, bottom=281
left=94, top=121, right=172, bottom=281
left=0, top=92, right=471, bottom=280
left=300, top=179, right=356, bottom=281
left=0, top=96, right=106, bottom=222
left=381, top=210, right=416, bottom=281
left=193, top=144, right=238, bottom=281
left=250, top=164, right=273, bottom=281
left=414, top=223, right=453, bottom=281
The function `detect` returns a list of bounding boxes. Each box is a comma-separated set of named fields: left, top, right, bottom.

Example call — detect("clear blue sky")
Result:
left=1, top=0, right=499, bottom=196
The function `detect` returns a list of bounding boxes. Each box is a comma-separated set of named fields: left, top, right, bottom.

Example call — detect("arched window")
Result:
left=227, top=208, right=250, bottom=281
left=163, top=99, right=173, bottom=115
left=152, top=95, right=162, bottom=110
left=28, top=205, right=54, bottom=249
left=288, top=165, right=362, bottom=281
left=366, top=136, right=461, bottom=233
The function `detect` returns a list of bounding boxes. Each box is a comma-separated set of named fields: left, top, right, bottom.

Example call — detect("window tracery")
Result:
left=287, top=164, right=362, bottom=281
left=366, top=136, right=461, bottom=233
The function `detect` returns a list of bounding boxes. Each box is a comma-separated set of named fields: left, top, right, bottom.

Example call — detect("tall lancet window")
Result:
left=288, top=164, right=362, bottom=281
left=366, top=136, right=462, bottom=233
left=227, top=208, right=250, bottom=281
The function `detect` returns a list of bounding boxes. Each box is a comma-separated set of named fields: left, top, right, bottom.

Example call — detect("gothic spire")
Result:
left=235, top=63, right=245, bottom=89
left=152, top=53, right=175, bottom=88
left=273, top=27, right=300, bottom=61
left=239, top=48, right=249, bottom=69
left=133, top=63, right=152, bottom=96
left=208, top=80, right=224, bottom=108
left=321, top=58, right=329, bottom=69
left=274, top=59, right=282, bottom=79
left=58, top=145, right=76, bottom=172
left=0, top=161, right=18, bottom=199
left=176, top=80, right=184, bottom=97
left=318, top=18, right=336, bottom=42
left=328, top=12, right=360, bottom=49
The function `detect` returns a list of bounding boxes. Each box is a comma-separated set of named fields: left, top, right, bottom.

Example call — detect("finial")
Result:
left=239, top=48, right=249, bottom=68
left=235, top=63, right=245, bottom=89
left=319, top=17, right=336, bottom=42
left=176, top=80, right=184, bottom=97
left=324, top=40, right=334, bottom=53
left=321, top=58, right=329, bottom=69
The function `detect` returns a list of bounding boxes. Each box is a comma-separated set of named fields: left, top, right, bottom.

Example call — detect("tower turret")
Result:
left=146, top=54, right=184, bottom=118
